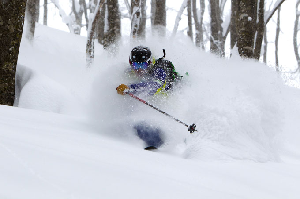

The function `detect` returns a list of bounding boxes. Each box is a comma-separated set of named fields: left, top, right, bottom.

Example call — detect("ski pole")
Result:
left=125, top=92, right=197, bottom=133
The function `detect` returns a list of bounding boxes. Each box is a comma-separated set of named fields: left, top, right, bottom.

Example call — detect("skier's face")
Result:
left=134, top=68, right=148, bottom=76
left=131, top=61, right=149, bottom=76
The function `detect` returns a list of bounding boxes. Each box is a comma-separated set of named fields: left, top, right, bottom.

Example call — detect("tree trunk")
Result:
left=153, top=0, right=166, bottom=37
left=82, top=0, right=89, bottom=30
left=97, top=0, right=106, bottom=45
left=172, top=0, right=188, bottom=37
left=86, top=0, right=105, bottom=66
left=35, top=0, right=39, bottom=22
left=139, top=0, right=146, bottom=39
left=124, top=0, right=131, bottom=15
left=104, top=0, right=121, bottom=48
left=199, top=0, right=205, bottom=49
left=72, top=0, right=85, bottom=35
left=131, top=0, right=141, bottom=38
left=275, top=6, right=281, bottom=70
left=210, top=0, right=223, bottom=55
left=192, top=0, right=200, bottom=46
left=187, top=0, right=193, bottom=41
left=151, top=0, right=156, bottom=31
left=253, top=0, right=265, bottom=60
left=230, top=0, right=237, bottom=49
left=263, top=27, right=267, bottom=64
left=0, top=0, right=27, bottom=106
left=236, top=0, right=256, bottom=58
left=25, top=0, right=37, bottom=40
left=44, top=0, right=47, bottom=25
left=294, top=0, right=300, bottom=69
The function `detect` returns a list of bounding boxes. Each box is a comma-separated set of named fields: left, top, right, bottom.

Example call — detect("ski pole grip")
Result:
left=188, top=123, right=197, bottom=133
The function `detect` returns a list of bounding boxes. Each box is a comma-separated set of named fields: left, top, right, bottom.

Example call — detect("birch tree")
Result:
left=0, top=0, right=27, bottom=105
left=172, top=0, right=188, bottom=36
left=131, top=0, right=146, bottom=39
left=86, top=0, right=105, bottom=66
left=50, top=0, right=75, bottom=34
left=71, top=0, right=88, bottom=34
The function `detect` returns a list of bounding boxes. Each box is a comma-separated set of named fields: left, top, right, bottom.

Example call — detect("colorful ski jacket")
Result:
left=128, top=59, right=181, bottom=96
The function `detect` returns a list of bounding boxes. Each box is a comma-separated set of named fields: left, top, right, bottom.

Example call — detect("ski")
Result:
left=144, top=146, right=158, bottom=151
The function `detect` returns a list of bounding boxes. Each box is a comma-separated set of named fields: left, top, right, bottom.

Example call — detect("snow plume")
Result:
left=17, top=25, right=300, bottom=163
left=87, top=33, right=288, bottom=162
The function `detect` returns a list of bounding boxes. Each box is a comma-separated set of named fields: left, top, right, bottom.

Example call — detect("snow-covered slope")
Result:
left=1, top=24, right=300, bottom=198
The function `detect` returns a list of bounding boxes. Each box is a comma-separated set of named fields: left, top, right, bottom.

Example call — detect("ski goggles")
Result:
left=131, top=62, right=149, bottom=70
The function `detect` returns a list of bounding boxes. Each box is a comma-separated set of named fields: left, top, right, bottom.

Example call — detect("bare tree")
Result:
left=131, top=0, right=142, bottom=38
left=71, top=0, right=88, bottom=35
left=153, top=0, right=166, bottom=37
left=151, top=0, right=156, bottom=30
left=235, top=0, right=285, bottom=59
left=44, top=0, right=48, bottom=25
left=210, top=0, right=226, bottom=56
left=104, top=0, right=121, bottom=48
left=294, top=0, right=300, bottom=70
left=230, top=0, right=238, bottom=49
left=275, top=6, right=281, bottom=70
left=124, top=0, right=131, bottom=14
left=263, top=27, right=267, bottom=64
left=35, top=0, right=39, bottom=22
left=0, top=0, right=27, bottom=105
left=86, top=0, right=105, bottom=66
left=172, top=0, right=188, bottom=36
left=140, top=0, right=146, bottom=38
left=253, top=0, right=265, bottom=59
left=192, top=0, right=205, bottom=48
left=187, top=0, right=193, bottom=41
left=97, top=0, right=106, bottom=45
left=50, top=0, right=75, bottom=33
left=235, top=0, right=257, bottom=58
left=25, top=0, right=39, bottom=40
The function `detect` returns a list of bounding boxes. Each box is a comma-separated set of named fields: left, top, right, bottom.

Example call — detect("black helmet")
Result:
left=129, top=46, right=152, bottom=64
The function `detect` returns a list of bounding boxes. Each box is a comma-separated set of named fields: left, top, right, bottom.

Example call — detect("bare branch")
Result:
left=124, top=0, right=131, bottom=14
left=50, top=0, right=74, bottom=33
left=172, top=0, right=188, bottom=36
left=265, top=0, right=285, bottom=24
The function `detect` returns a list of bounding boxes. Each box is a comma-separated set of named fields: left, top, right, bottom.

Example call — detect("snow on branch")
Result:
left=172, top=0, right=188, bottom=37
left=265, top=0, right=285, bottom=24
left=124, top=0, right=131, bottom=15
left=50, top=0, right=74, bottom=33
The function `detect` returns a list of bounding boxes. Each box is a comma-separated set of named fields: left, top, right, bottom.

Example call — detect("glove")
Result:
left=116, top=84, right=129, bottom=95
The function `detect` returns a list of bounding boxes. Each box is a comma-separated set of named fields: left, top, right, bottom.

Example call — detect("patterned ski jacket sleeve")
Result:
left=128, top=67, right=168, bottom=96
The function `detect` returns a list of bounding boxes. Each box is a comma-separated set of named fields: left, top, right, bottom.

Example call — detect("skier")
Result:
left=116, top=46, right=181, bottom=150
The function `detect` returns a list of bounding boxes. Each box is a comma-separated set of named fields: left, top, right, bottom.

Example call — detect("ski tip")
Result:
left=144, top=146, right=158, bottom=151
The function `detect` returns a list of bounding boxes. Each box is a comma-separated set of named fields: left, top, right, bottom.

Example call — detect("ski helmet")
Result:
left=129, top=46, right=152, bottom=67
